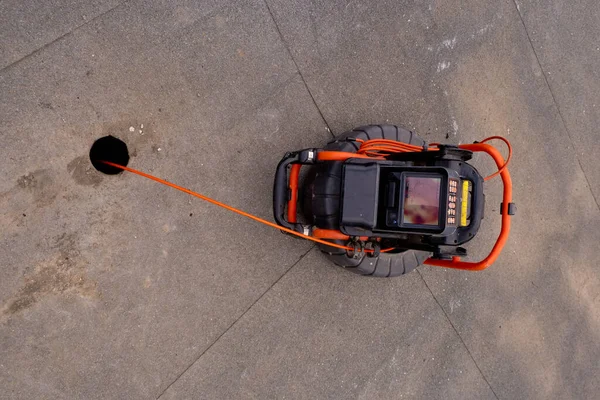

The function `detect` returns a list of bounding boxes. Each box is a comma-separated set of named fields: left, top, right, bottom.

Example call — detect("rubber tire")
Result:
left=309, top=124, right=431, bottom=277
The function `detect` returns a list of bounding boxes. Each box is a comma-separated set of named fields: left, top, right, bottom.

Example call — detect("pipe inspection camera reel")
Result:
left=273, top=125, right=514, bottom=277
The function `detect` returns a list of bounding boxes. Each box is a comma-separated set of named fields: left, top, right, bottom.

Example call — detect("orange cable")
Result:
left=99, top=161, right=383, bottom=253
left=479, top=136, right=512, bottom=181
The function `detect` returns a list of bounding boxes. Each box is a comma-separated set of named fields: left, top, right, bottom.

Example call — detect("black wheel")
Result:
left=306, top=124, right=431, bottom=277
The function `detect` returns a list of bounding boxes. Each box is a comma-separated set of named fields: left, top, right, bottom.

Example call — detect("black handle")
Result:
left=273, top=152, right=300, bottom=231
left=272, top=149, right=318, bottom=233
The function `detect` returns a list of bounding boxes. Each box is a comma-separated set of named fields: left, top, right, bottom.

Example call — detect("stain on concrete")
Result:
left=1, top=233, right=98, bottom=320
left=16, top=169, right=59, bottom=207
left=16, top=173, right=36, bottom=189
left=39, top=101, right=54, bottom=110
left=67, top=156, right=103, bottom=186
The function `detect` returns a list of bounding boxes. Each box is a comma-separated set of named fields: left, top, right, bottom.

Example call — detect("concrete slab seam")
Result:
left=0, top=0, right=130, bottom=75
left=510, top=0, right=600, bottom=211
left=416, top=269, right=500, bottom=400
left=262, top=0, right=334, bottom=138
left=155, top=244, right=317, bottom=399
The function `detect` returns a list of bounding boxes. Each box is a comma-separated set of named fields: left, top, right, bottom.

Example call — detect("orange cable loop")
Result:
left=355, top=136, right=511, bottom=182
left=479, top=136, right=512, bottom=181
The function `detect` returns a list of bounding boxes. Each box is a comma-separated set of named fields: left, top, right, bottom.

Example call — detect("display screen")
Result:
left=403, top=176, right=441, bottom=226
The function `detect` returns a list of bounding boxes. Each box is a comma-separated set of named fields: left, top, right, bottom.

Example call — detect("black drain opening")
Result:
left=89, top=135, right=129, bottom=175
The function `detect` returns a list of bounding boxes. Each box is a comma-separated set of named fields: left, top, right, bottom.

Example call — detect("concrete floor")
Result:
left=1, top=0, right=599, bottom=399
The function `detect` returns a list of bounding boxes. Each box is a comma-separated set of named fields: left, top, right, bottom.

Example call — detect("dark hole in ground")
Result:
left=89, top=136, right=129, bottom=175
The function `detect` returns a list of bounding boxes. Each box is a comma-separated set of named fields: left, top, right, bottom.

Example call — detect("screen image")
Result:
left=403, top=176, right=441, bottom=226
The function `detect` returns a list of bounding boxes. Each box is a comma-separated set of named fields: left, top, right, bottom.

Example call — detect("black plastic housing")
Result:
left=335, top=147, right=485, bottom=250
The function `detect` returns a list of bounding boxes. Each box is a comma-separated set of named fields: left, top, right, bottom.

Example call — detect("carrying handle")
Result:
left=424, top=142, right=513, bottom=270
left=273, top=149, right=316, bottom=233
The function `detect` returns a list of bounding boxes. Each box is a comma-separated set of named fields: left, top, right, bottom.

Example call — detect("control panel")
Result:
left=447, top=178, right=459, bottom=225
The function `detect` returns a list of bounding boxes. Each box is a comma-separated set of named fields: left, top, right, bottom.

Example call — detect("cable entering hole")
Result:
left=89, top=135, right=129, bottom=175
